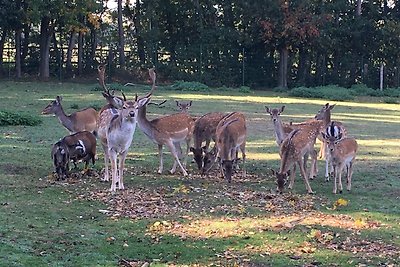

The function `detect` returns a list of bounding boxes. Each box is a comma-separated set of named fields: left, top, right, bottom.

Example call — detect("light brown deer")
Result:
left=97, top=67, right=150, bottom=191
left=190, top=112, right=226, bottom=171
left=321, top=131, right=357, bottom=194
left=42, top=96, right=98, bottom=134
left=272, top=120, right=323, bottom=194
left=314, top=103, right=347, bottom=180
left=136, top=69, right=195, bottom=176
left=265, top=105, right=316, bottom=182
left=202, top=112, right=246, bottom=182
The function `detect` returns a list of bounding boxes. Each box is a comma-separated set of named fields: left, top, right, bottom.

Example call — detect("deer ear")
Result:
left=138, top=97, right=150, bottom=107
left=321, top=132, right=327, bottom=140
left=189, top=100, right=192, bottom=106
left=56, top=96, right=62, bottom=103
left=189, top=147, right=195, bottom=152
left=329, top=104, right=336, bottom=110
left=265, top=106, right=270, bottom=113
left=280, top=105, right=285, bottom=113
left=270, top=169, right=276, bottom=175
left=337, top=132, right=343, bottom=140
left=175, top=100, right=179, bottom=106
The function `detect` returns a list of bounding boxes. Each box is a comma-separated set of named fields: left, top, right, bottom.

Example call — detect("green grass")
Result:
left=0, top=81, right=399, bottom=266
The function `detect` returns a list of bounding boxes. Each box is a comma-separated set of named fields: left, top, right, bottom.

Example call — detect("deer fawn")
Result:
left=202, top=112, right=246, bottom=182
left=136, top=69, right=194, bottom=176
left=190, top=112, right=227, bottom=171
left=42, top=96, right=98, bottom=135
left=272, top=119, right=324, bottom=194
left=314, top=103, right=347, bottom=180
left=321, top=130, right=357, bottom=194
left=97, top=66, right=150, bottom=191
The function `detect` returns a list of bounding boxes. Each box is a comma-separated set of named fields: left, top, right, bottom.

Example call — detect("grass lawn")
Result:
left=0, top=80, right=399, bottom=266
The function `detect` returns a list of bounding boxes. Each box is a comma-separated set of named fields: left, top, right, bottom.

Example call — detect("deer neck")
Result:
left=273, top=117, right=286, bottom=145
left=55, top=105, right=74, bottom=132
left=137, top=105, right=156, bottom=141
left=324, top=111, right=331, bottom=127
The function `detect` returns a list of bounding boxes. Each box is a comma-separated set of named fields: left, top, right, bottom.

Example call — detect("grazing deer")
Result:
left=321, top=131, right=357, bottom=194
left=272, top=120, right=323, bottom=194
left=314, top=103, right=347, bottom=180
left=202, top=112, right=246, bottom=182
left=190, top=112, right=226, bottom=171
left=42, top=96, right=98, bottom=135
left=97, top=67, right=149, bottom=191
left=136, top=69, right=195, bottom=176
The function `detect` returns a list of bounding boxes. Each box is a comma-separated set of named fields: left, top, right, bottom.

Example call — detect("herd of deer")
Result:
left=42, top=67, right=358, bottom=195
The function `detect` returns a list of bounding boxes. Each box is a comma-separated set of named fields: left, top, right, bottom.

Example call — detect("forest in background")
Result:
left=0, top=0, right=399, bottom=89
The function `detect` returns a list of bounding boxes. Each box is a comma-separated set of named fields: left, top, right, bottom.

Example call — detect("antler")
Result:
left=143, top=67, right=157, bottom=98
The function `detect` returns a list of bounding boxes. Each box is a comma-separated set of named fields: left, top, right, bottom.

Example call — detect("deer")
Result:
left=321, top=130, right=357, bottom=194
left=271, top=119, right=324, bottom=194
left=190, top=112, right=227, bottom=171
left=97, top=66, right=150, bottom=191
left=42, top=96, right=98, bottom=135
left=175, top=100, right=192, bottom=113
left=314, top=103, right=347, bottom=180
left=202, top=112, right=246, bottom=182
left=265, top=105, right=316, bottom=182
left=136, top=69, right=195, bottom=176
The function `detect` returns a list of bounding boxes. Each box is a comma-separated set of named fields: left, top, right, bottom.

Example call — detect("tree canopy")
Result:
left=0, top=0, right=399, bottom=89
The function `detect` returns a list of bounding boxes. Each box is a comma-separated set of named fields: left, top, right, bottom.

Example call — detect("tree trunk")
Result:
left=135, top=0, right=145, bottom=65
left=278, top=46, right=288, bottom=89
left=66, top=31, right=78, bottom=76
left=15, top=29, right=22, bottom=78
left=78, top=31, right=83, bottom=76
left=117, top=0, right=126, bottom=68
left=296, top=47, right=311, bottom=87
left=356, top=0, right=362, bottom=16
left=0, top=29, right=7, bottom=70
left=39, top=16, right=52, bottom=81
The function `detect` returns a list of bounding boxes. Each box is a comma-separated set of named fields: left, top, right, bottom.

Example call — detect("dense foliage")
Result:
left=0, top=110, right=42, bottom=126
left=0, top=1, right=399, bottom=89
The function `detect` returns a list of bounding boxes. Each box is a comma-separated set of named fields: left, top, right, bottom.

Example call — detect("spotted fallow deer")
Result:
left=265, top=105, right=316, bottom=182
left=314, top=103, right=347, bottom=180
left=190, top=112, right=227, bottom=171
left=97, top=66, right=150, bottom=191
left=42, top=96, right=98, bottom=135
left=136, top=69, right=195, bottom=176
left=272, top=119, right=324, bottom=194
left=321, top=131, right=357, bottom=194
left=202, top=112, right=246, bottom=182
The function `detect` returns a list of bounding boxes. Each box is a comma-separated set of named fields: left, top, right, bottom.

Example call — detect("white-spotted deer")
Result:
left=97, top=66, right=150, bottom=191
left=265, top=105, right=316, bottom=183
left=202, top=112, right=246, bottom=182
left=137, top=69, right=195, bottom=176
left=272, top=120, right=323, bottom=194
left=321, top=131, right=357, bottom=194
left=190, top=112, right=226, bottom=171
left=42, top=96, right=98, bottom=134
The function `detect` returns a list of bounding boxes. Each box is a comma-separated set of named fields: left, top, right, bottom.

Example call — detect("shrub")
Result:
left=168, top=81, right=210, bottom=91
left=289, top=85, right=355, bottom=101
left=351, top=84, right=376, bottom=96
left=0, top=110, right=42, bottom=126
left=384, top=88, right=400, bottom=98
left=238, top=86, right=252, bottom=93
left=383, top=97, right=399, bottom=104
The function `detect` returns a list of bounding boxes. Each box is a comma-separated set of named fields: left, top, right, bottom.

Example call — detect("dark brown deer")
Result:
left=42, top=96, right=98, bottom=134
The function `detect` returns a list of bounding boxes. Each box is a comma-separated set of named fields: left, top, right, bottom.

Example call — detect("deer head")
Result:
left=176, top=100, right=192, bottom=113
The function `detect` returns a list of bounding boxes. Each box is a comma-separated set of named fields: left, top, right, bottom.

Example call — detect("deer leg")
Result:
left=118, top=151, right=127, bottom=190
left=166, top=142, right=188, bottom=176
left=288, top=164, right=296, bottom=190
left=319, top=141, right=326, bottom=159
left=299, top=158, right=314, bottom=194
left=101, top=143, right=110, bottom=182
left=308, top=149, right=318, bottom=179
left=338, top=164, right=344, bottom=194
left=240, top=143, right=246, bottom=178
left=332, top=165, right=338, bottom=194
left=346, top=161, right=353, bottom=191
left=109, top=150, right=118, bottom=192
left=157, top=144, right=164, bottom=174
